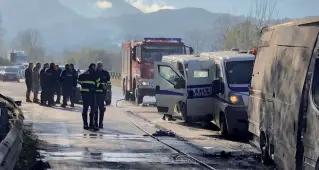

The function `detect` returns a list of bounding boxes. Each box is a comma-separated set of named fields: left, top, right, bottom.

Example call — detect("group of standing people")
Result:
left=25, top=62, right=78, bottom=107
left=24, top=61, right=111, bottom=131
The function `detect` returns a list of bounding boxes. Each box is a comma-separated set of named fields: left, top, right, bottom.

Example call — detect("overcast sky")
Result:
left=126, top=0, right=319, bottom=18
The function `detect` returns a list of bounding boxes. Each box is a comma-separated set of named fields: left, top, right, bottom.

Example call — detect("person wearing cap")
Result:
left=44, top=63, right=56, bottom=107
left=78, top=63, right=99, bottom=130
left=94, top=61, right=111, bottom=129
left=25, top=63, right=34, bottom=102
left=40, top=63, right=49, bottom=105
left=69, top=63, right=78, bottom=107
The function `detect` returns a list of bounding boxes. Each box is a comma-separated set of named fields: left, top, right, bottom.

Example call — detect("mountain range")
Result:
left=0, top=0, right=248, bottom=52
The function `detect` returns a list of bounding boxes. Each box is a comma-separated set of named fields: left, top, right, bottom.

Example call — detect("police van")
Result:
left=154, top=54, right=216, bottom=123
left=201, top=51, right=255, bottom=137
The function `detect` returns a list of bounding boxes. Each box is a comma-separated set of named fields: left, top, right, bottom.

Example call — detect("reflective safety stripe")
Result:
left=96, top=90, right=104, bottom=92
left=96, top=78, right=101, bottom=82
left=78, top=81, right=95, bottom=85
left=97, top=83, right=100, bottom=87
left=80, top=89, right=89, bottom=92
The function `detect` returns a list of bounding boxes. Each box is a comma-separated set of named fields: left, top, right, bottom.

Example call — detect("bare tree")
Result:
left=249, top=0, right=279, bottom=32
left=221, top=0, right=279, bottom=50
left=184, top=30, right=206, bottom=53
left=11, top=29, right=45, bottom=62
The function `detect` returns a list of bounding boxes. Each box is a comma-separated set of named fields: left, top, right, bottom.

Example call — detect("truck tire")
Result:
left=135, top=95, right=143, bottom=105
left=135, top=88, right=143, bottom=105
left=181, top=102, right=192, bottom=124
left=123, top=80, right=130, bottom=101
left=220, top=113, right=229, bottom=138
left=260, top=132, right=271, bottom=165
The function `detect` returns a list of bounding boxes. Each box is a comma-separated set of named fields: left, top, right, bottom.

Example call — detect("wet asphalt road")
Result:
left=1, top=82, right=210, bottom=170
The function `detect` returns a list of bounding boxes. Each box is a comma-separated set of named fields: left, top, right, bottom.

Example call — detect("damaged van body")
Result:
left=248, top=17, right=319, bottom=169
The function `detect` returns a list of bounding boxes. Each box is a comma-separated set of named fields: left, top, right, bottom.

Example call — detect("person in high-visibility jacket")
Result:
left=78, top=63, right=99, bottom=130
left=94, top=61, right=111, bottom=129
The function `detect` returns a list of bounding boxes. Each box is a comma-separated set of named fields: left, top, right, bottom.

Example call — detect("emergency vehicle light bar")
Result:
left=144, top=38, right=182, bottom=42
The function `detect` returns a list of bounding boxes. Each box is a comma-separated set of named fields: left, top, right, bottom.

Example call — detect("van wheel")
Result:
left=135, top=94, right=143, bottom=105
left=315, top=159, right=319, bottom=170
left=220, top=113, right=229, bottom=138
left=260, top=132, right=271, bottom=165
left=181, top=102, right=192, bottom=124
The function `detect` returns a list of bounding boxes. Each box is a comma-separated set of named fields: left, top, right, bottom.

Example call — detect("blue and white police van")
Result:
left=154, top=54, right=216, bottom=124
left=201, top=51, right=255, bottom=138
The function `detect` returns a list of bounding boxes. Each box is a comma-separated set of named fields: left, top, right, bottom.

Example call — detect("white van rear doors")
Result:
left=154, top=61, right=185, bottom=115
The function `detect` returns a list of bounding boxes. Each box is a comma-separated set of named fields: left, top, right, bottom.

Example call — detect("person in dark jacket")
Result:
left=25, top=63, right=34, bottom=102
left=78, top=63, right=98, bottom=130
left=54, top=65, right=62, bottom=104
left=69, top=63, right=78, bottom=107
left=44, top=63, right=56, bottom=107
left=32, top=63, right=41, bottom=103
left=60, top=64, right=76, bottom=108
left=94, top=61, right=111, bottom=129
left=40, top=63, right=49, bottom=105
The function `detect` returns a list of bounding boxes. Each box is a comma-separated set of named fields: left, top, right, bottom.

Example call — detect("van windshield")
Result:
left=225, top=60, right=254, bottom=86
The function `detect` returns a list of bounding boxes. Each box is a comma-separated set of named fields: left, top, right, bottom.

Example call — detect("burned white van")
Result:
left=248, top=17, right=319, bottom=170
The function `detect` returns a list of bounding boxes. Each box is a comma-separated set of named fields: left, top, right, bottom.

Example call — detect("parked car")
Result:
left=0, top=66, right=21, bottom=82
left=16, top=65, right=25, bottom=78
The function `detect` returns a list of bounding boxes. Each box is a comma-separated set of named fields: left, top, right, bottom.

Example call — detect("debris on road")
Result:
left=151, top=130, right=176, bottom=137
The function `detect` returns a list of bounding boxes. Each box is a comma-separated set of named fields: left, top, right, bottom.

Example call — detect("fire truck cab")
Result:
left=121, top=38, right=193, bottom=105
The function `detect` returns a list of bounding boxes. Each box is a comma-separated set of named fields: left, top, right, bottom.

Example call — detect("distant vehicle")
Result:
left=8, top=51, right=27, bottom=65
left=16, top=67, right=23, bottom=79
left=59, top=66, right=65, bottom=71
left=0, top=66, right=21, bottom=82
left=122, top=37, right=194, bottom=105
left=248, top=17, right=319, bottom=170
left=74, top=82, right=112, bottom=105
left=16, top=65, right=25, bottom=78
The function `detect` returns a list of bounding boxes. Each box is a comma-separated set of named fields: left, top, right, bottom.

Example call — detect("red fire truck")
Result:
left=121, top=38, right=193, bottom=105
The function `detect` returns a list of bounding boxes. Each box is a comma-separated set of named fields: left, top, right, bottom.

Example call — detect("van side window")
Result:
left=177, top=62, right=185, bottom=77
left=158, top=65, right=181, bottom=86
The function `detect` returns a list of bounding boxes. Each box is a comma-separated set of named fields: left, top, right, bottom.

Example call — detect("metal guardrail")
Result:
left=0, top=96, right=24, bottom=170
left=109, top=72, right=121, bottom=80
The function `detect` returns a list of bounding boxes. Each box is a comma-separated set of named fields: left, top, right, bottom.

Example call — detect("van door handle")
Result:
left=156, top=86, right=160, bottom=92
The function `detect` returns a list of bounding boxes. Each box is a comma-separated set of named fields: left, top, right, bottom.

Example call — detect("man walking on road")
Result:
left=78, top=63, right=98, bottom=130
left=60, top=64, right=75, bottom=108
left=69, top=63, right=78, bottom=107
left=95, top=61, right=111, bottom=129
left=40, top=63, right=49, bottom=105
left=25, top=63, right=33, bottom=102
left=32, top=63, right=41, bottom=103
left=44, top=63, right=56, bottom=107
left=54, top=65, right=62, bottom=104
